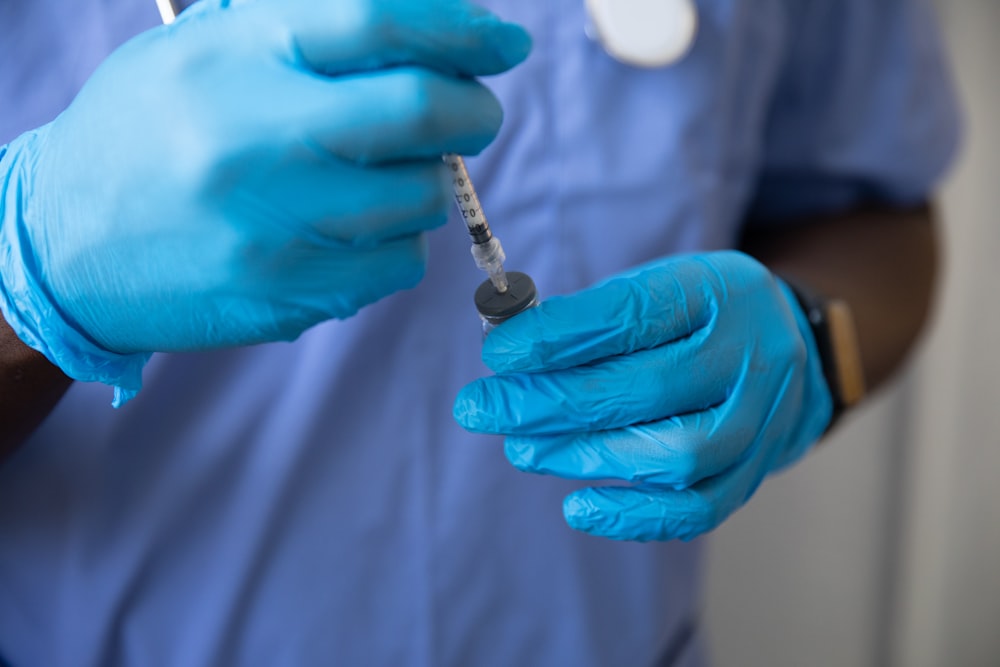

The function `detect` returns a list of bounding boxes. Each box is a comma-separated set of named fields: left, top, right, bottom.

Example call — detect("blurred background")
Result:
left=704, top=1, right=1000, bottom=665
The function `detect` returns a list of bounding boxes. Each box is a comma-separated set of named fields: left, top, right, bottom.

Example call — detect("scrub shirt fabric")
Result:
left=0, top=0, right=959, bottom=666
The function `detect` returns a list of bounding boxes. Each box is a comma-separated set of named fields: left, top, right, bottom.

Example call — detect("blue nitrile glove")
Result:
left=454, top=251, right=834, bottom=541
left=0, top=0, right=531, bottom=405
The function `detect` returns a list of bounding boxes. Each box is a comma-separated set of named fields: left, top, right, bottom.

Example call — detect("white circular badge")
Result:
left=585, top=0, right=698, bottom=68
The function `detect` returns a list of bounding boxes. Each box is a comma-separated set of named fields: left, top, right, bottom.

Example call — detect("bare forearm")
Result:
left=0, top=315, right=72, bottom=462
left=742, top=203, right=939, bottom=393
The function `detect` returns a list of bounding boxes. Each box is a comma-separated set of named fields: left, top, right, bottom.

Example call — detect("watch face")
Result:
left=585, top=0, right=698, bottom=68
left=826, top=301, right=866, bottom=408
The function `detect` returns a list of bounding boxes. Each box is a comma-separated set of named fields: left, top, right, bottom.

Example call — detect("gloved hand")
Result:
left=0, top=0, right=531, bottom=404
left=454, top=251, right=834, bottom=541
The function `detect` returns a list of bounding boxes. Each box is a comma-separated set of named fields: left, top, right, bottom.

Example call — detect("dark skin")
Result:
left=0, top=202, right=938, bottom=463
left=742, top=202, right=939, bottom=391
left=0, top=322, right=72, bottom=461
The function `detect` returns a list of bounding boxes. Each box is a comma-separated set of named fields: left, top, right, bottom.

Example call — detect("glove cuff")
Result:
left=1, top=133, right=149, bottom=407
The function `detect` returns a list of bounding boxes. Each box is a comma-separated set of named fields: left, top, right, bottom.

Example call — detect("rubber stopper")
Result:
left=474, top=272, right=538, bottom=325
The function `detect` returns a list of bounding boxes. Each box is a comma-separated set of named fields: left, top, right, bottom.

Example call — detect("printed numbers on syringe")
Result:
left=454, top=189, right=480, bottom=221
left=448, top=163, right=484, bottom=224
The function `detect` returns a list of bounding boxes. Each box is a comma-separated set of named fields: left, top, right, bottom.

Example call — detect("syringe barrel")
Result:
left=443, top=154, right=492, bottom=242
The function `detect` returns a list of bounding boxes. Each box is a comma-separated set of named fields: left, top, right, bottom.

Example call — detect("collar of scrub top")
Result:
left=585, top=0, right=698, bottom=68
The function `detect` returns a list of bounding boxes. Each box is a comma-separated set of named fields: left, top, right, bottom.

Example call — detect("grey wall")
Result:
left=704, top=1, right=1000, bottom=665
left=704, top=385, right=909, bottom=666
left=891, top=1, right=1000, bottom=664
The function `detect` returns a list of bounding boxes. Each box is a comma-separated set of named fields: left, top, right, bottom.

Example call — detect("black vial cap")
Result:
left=474, top=272, right=538, bottom=325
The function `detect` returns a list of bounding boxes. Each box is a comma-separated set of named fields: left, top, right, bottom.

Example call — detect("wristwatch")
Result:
left=783, top=278, right=867, bottom=432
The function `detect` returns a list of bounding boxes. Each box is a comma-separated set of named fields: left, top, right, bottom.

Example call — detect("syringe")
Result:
left=443, top=154, right=509, bottom=294
left=442, top=154, right=538, bottom=334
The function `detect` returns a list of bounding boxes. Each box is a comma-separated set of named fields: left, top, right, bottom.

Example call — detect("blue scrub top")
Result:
left=0, top=1, right=958, bottom=666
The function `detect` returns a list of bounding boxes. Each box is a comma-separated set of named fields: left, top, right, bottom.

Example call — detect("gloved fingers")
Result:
left=504, top=403, right=761, bottom=488
left=481, top=256, right=716, bottom=374
left=290, top=234, right=431, bottom=318
left=454, top=340, right=739, bottom=435
left=299, top=67, right=505, bottom=163
left=226, top=154, right=451, bottom=246
left=231, top=233, right=431, bottom=338
left=109, top=232, right=430, bottom=353
left=233, top=0, right=532, bottom=78
left=561, top=462, right=759, bottom=542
